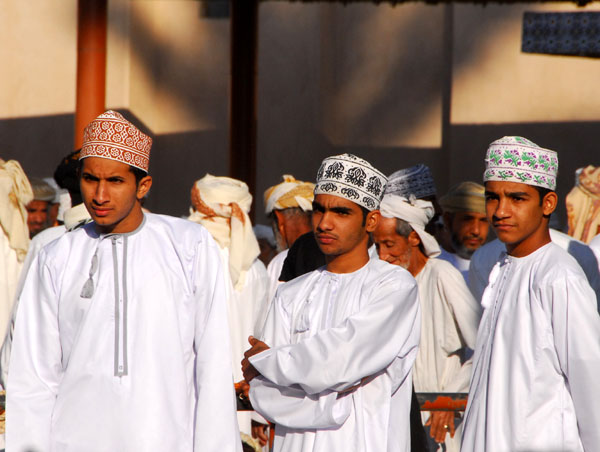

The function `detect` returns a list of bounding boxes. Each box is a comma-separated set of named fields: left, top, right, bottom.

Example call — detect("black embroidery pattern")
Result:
left=345, top=167, right=367, bottom=187
left=320, top=182, right=338, bottom=193
left=366, top=176, right=383, bottom=197
left=341, top=187, right=359, bottom=200
left=362, top=197, right=376, bottom=209
left=324, top=162, right=344, bottom=180
left=316, top=163, right=325, bottom=181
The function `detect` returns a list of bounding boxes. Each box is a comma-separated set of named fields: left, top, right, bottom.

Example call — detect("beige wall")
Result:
left=1, top=0, right=599, bottom=226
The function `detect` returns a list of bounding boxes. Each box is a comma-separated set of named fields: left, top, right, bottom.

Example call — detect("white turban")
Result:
left=380, top=194, right=441, bottom=258
left=189, top=174, right=260, bottom=291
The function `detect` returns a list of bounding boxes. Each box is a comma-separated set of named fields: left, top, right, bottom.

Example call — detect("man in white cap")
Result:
left=461, top=136, right=600, bottom=452
left=263, top=174, right=315, bottom=302
left=438, top=182, right=489, bottom=285
left=188, top=174, right=269, bottom=438
left=372, top=193, right=481, bottom=452
left=242, top=153, right=421, bottom=452
left=7, top=111, right=241, bottom=452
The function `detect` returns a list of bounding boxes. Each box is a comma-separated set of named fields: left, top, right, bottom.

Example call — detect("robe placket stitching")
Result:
left=111, top=235, right=129, bottom=377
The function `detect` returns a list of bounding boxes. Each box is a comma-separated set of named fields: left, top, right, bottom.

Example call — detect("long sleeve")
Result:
left=192, top=238, right=242, bottom=452
left=438, top=265, right=481, bottom=393
left=6, top=251, right=61, bottom=452
left=550, top=274, right=600, bottom=452
left=250, top=273, right=420, bottom=395
left=249, top=289, right=353, bottom=428
left=250, top=377, right=352, bottom=429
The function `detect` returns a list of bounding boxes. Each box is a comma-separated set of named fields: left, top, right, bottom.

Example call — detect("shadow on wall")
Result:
left=254, top=3, right=520, bottom=223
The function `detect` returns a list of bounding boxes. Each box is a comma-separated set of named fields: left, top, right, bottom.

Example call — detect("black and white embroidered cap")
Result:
left=384, top=164, right=436, bottom=199
left=314, top=154, right=387, bottom=211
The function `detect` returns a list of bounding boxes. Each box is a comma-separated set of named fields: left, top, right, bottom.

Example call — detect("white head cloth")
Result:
left=380, top=193, right=441, bottom=258
left=189, top=174, right=260, bottom=290
left=264, top=175, right=314, bottom=214
left=0, top=160, right=33, bottom=262
left=385, top=164, right=436, bottom=199
left=314, top=154, right=387, bottom=210
left=484, top=136, right=558, bottom=190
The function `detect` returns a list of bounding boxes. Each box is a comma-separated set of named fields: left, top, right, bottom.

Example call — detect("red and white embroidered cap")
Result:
left=80, top=110, right=152, bottom=172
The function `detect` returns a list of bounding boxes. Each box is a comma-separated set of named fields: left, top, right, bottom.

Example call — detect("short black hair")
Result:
left=534, top=186, right=553, bottom=206
left=360, top=206, right=369, bottom=226
left=129, top=165, right=148, bottom=185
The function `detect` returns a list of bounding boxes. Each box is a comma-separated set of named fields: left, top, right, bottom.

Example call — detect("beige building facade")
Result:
left=1, top=0, right=599, bottom=225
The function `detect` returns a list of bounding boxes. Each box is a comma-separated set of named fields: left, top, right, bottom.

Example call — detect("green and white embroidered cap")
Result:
left=484, top=136, right=558, bottom=191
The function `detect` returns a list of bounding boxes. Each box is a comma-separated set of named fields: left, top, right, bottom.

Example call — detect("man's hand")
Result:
left=241, top=336, right=270, bottom=382
left=425, top=411, right=455, bottom=443
left=251, top=420, right=269, bottom=447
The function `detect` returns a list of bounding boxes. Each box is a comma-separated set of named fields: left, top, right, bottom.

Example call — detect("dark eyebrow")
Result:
left=330, top=206, right=353, bottom=214
left=312, top=201, right=324, bottom=211
left=484, top=190, right=498, bottom=197
left=81, top=171, right=99, bottom=180
left=507, top=191, right=531, bottom=198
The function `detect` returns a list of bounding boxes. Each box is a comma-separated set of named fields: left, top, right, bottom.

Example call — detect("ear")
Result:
left=365, top=210, right=380, bottom=233
left=273, top=210, right=286, bottom=236
left=137, top=175, right=153, bottom=200
left=542, top=191, right=558, bottom=216
left=407, top=230, right=421, bottom=248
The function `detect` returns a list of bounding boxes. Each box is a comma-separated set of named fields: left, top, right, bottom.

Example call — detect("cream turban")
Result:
left=439, top=181, right=485, bottom=214
left=264, top=175, right=315, bottom=214
left=566, top=165, right=600, bottom=243
left=380, top=193, right=441, bottom=257
left=0, top=159, right=34, bottom=262
left=189, top=174, right=259, bottom=290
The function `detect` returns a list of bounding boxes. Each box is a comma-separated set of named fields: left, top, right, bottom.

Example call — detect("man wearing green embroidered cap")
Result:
left=461, top=137, right=600, bottom=452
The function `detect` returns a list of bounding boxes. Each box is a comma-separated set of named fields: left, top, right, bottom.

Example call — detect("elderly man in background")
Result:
left=438, top=182, right=489, bottom=284
left=25, top=177, right=55, bottom=238
left=263, top=174, right=314, bottom=302
left=188, top=174, right=269, bottom=438
left=372, top=191, right=481, bottom=452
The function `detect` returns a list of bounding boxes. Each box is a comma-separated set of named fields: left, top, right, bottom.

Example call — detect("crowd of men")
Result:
left=0, top=111, right=599, bottom=452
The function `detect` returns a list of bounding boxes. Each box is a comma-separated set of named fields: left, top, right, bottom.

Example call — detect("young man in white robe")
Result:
left=7, top=111, right=241, bottom=452
left=438, top=182, right=489, bottom=285
left=241, top=154, right=421, bottom=452
left=372, top=193, right=481, bottom=452
left=461, top=136, right=600, bottom=452
left=188, top=174, right=269, bottom=438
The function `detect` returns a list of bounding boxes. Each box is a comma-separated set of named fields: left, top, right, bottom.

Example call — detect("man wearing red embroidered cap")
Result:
left=7, top=111, right=242, bottom=452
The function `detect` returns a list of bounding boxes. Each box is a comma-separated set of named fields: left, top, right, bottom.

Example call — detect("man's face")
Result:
left=372, top=216, right=412, bottom=270
left=312, top=194, right=372, bottom=258
left=80, top=157, right=152, bottom=234
left=26, top=200, right=49, bottom=237
left=447, top=211, right=489, bottom=259
left=485, top=180, right=556, bottom=257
